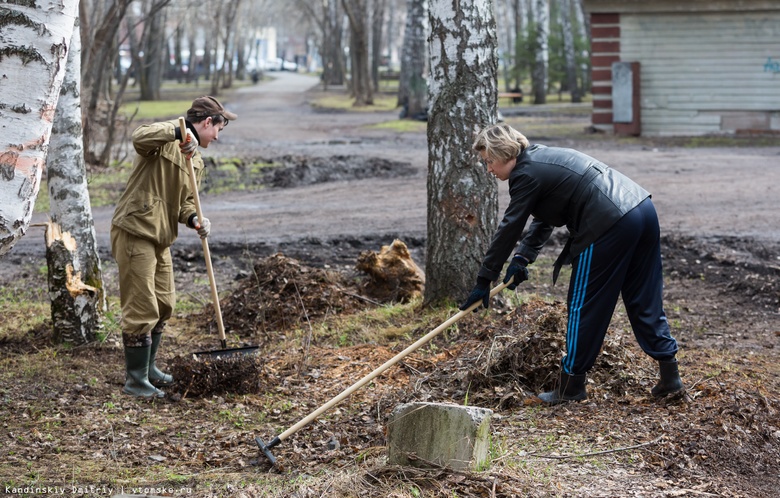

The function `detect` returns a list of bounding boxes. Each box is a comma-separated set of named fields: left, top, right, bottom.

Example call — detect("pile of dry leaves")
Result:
left=167, top=353, right=266, bottom=398
left=2, top=245, right=779, bottom=496
left=216, top=253, right=366, bottom=342
left=208, top=254, right=778, bottom=496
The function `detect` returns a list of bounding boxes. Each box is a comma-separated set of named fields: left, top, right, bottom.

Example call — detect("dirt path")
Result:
left=15, top=71, right=780, bottom=263
left=12, top=75, right=780, bottom=353
left=208, top=72, right=780, bottom=250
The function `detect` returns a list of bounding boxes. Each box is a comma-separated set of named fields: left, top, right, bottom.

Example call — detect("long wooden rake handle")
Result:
left=272, top=281, right=510, bottom=444
left=178, top=117, right=227, bottom=348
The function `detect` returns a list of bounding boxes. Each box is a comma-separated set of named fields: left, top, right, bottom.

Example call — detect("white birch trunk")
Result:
left=425, top=0, right=499, bottom=304
left=495, top=0, right=513, bottom=90
left=519, top=0, right=529, bottom=30
left=0, top=0, right=79, bottom=258
left=46, top=20, right=106, bottom=345
left=571, top=0, right=590, bottom=93
left=560, top=0, right=581, bottom=102
left=531, top=0, right=549, bottom=104
left=516, top=0, right=530, bottom=89
left=398, top=0, right=427, bottom=117
left=572, top=0, right=588, bottom=40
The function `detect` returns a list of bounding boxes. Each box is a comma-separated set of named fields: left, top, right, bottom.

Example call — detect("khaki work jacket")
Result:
left=111, top=121, right=204, bottom=248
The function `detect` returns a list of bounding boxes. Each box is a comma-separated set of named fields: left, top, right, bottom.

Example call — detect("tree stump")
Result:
left=356, top=239, right=424, bottom=303
left=45, top=221, right=100, bottom=345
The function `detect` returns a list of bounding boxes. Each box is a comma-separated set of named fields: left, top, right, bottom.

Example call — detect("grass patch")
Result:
left=35, top=162, right=133, bottom=214
left=201, top=158, right=276, bottom=195
left=366, top=119, right=426, bottom=134
left=35, top=156, right=279, bottom=214
left=504, top=115, right=591, bottom=141
left=0, top=274, right=51, bottom=337
left=119, top=100, right=193, bottom=121
left=311, top=94, right=398, bottom=112
left=118, top=79, right=252, bottom=120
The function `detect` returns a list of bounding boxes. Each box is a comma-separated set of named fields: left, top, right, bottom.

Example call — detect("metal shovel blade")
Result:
left=192, top=345, right=260, bottom=360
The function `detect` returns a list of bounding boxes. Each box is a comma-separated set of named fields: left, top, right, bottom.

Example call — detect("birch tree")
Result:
left=295, top=0, right=345, bottom=87
left=530, top=0, right=549, bottom=104
left=559, top=0, right=580, bottom=102
left=425, top=0, right=499, bottom=304
left=494, top=0, right=512, bottom=91
left=343, top=0, right=374, bottom=105
left=397, top=0, right=427, bottom=117
left=80, top=0, right=130, bottom=165
left=213, top=0, right=242, bottom=92
left=572, top=0, right=590, bottom=94
left=0, top=0, right=79, bottom=258
left=323, top=0, right=346, bottom=86
left=46, top=21, right=106, bottom=345
left=371, top=0, right=387, bottom=91
left=139, top=3, right=167, bottom=100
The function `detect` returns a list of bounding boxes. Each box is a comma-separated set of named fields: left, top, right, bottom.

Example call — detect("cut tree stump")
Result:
left=45, top=221, right=99, bottom=345
left=386, top=402, right=493, bottom=471
left=356, top=239, right=424, bottom=303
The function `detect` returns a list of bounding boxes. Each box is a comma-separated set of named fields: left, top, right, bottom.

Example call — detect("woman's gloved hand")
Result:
left=503, top=255, right=529, bottom=290
left=459, top=277, right=491, bottom=311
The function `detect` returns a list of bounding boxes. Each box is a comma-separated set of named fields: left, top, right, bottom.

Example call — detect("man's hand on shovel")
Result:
left=179, top=128, right=199, bottom=158
left=193, top=216, right=211, bottom=239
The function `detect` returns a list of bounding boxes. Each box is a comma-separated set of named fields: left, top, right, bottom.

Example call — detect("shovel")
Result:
left=178, top=117, right=259, bottom=359
left=255, top=281, right=510, bottom=465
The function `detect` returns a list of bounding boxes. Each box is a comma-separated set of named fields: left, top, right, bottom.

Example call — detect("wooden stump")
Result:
left=356, top=239, right=424, bottom=303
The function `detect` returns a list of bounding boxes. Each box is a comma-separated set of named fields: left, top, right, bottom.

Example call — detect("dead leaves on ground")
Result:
left=178, top=252, right=779, bottom=496
left=3, top=246, right=779, bottom=496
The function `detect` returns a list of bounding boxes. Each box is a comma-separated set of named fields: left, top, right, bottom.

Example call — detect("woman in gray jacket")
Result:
left=460, top=123, right=684, bottom=404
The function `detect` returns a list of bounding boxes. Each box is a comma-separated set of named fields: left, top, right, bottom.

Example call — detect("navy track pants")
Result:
left=562, top=198, right=678, bottom=375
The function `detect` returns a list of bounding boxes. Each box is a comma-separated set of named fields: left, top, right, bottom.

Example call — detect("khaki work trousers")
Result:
left=111, top=227, right=175, bottom=347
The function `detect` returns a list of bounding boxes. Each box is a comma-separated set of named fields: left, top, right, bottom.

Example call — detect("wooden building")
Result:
left=583, top=0, right=780, bottom=136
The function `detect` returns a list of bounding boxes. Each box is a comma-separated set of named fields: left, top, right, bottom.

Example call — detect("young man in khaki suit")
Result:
left=111, top=96, right=237, bottom=398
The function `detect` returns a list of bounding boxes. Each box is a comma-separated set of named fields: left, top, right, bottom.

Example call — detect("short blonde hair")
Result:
left=472, top=123, right=530, bottom=162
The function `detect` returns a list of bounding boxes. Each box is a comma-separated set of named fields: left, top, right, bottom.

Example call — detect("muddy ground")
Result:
left=1, top=72, right=780, bottom=496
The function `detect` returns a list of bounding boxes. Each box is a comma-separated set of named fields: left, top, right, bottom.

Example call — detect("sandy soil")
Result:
left=14, top=71, right=780, bottom=258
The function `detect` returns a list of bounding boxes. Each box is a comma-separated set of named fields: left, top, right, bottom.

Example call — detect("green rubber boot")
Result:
left=538, top=372, right=587, bottom=405
left=651, top=359, right=684, bottom=398
left=122, top=346, right=165, bottom=398
left=149, top=333, right=173, bottom=386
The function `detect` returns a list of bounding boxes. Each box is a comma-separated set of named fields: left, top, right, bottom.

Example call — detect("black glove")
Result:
left=503, top=255, right=529, bottom=290
left=459, top=277, right=491, bottom=312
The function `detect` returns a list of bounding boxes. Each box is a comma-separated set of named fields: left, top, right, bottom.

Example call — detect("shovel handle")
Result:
left=179, top=117, right=227, bottom=346
left=274, top=281, right=511, bottom=442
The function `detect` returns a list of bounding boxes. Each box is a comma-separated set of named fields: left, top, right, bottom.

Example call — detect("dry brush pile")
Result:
left=166, top=251, right=779, bottom=496
left=2, top=244, right=779, bottom=497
